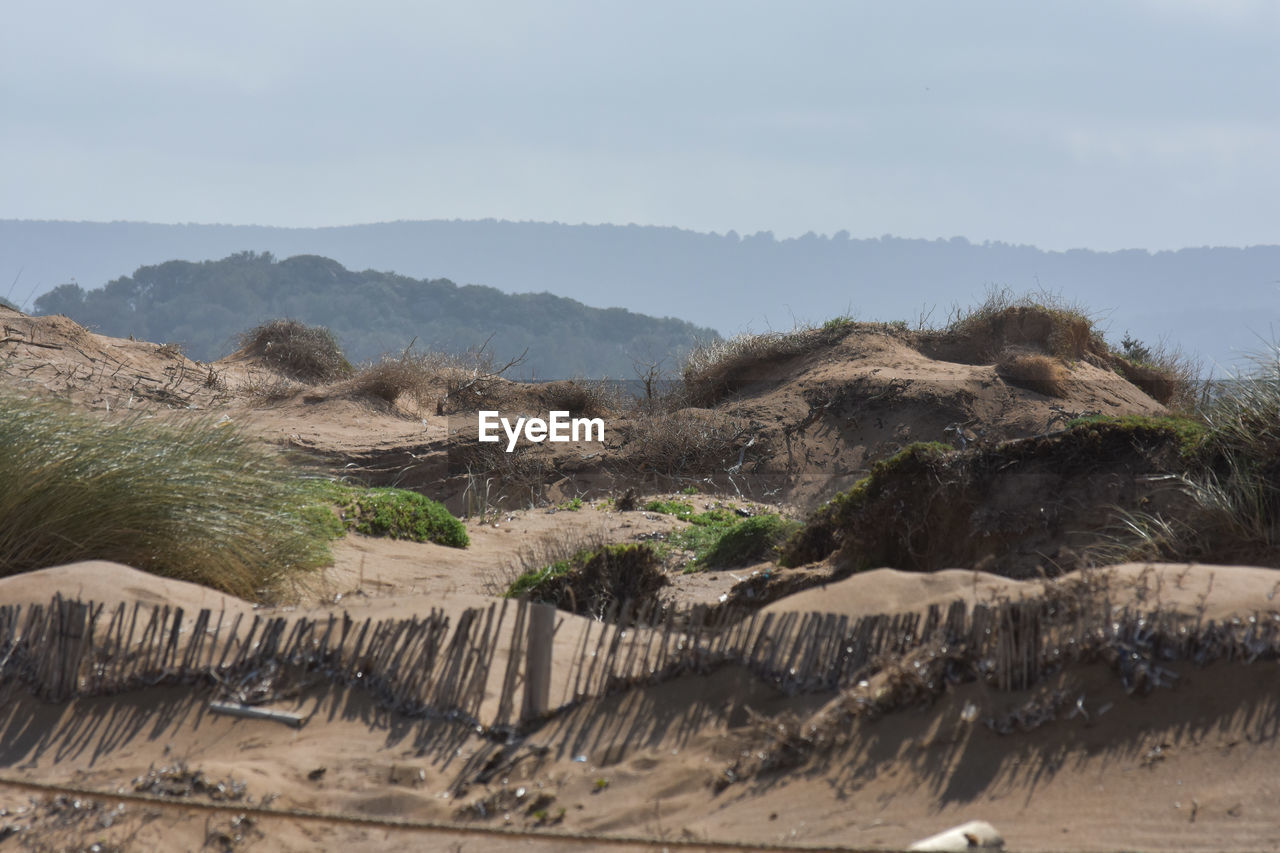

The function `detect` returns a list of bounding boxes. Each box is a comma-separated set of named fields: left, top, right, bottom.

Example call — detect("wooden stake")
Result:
left=521, top=603, right=555, bottom=722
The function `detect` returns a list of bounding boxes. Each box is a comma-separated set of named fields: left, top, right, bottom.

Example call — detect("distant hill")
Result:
left=4, top=219, right=1279, bottom=373
left=32, top=252, right=718, bottom=378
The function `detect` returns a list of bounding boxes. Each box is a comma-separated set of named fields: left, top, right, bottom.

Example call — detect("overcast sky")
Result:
left=4, top=0, right=1278, bottom=251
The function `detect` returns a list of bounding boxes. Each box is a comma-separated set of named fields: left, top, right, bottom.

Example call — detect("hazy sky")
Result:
left=5, top=0, right=1278, bottom=250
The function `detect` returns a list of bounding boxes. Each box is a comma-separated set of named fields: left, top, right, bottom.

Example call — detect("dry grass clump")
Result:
left=1113, top=358, right=1191, bottom=409
left=1202, top=348, right=1280, bottom=459
left=1111, top=333, right=1205, bottom=411
left=484, top=528, right=611, bottom=596
left=350, top=338, right=527, bottom=413
left=239, top=373, right=300, bottom=405
left=940, top=289, right=1207, bottom=410
left=435, top=338, right=527, bottom=413
left=622, top=410, right=761, bottom=479
left=535, top=378, right=623, bottom=418
left=0, top=391, right=331, bottom=600
left=945, top=286, right=1108, bottom=362
left=340, top=334, right=536, bottom=420
left=995, top=349, right=1069, bottom=397
left=349, top=349, right=441, bottom=408
left=681, top=322, right=855, bottom=407
left=457, top=442, right=554, bottom=510
left=238, top=319, right=353, bottom=383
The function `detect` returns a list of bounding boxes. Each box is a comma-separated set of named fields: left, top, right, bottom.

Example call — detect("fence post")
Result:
left=521, top=603, right=555, bottom=723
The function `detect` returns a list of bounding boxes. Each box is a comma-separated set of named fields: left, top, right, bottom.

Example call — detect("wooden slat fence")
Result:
left=1, top=592, right=1276, bottom=733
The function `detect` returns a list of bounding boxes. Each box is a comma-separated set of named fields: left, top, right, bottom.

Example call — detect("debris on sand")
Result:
left=908, top=819, right=1004, bottom=851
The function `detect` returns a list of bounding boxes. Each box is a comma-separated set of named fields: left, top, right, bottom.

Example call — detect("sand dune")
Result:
left=4, top=308, right=1280, bottom=850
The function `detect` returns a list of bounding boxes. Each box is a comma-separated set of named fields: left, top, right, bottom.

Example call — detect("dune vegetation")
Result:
left=1116, top=346, right=1280, bottom=565
left=779, top=342, right=1280, bottom=577
left=315, top=481, right=470, bottom=548
left=505, top=543, right=668, bottom=616
left=237, top=318, right=354, bottom=383
left=676, top=286, right=1201, bottom=413
left=0, top=287, right=1218, bottom=603
left=0, top=391, right=335, bottom=600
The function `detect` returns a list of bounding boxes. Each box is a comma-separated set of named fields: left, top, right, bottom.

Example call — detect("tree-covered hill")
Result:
left=33, top=252, right=718, bottom=378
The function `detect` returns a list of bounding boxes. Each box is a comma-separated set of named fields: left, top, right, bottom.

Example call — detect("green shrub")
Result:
left=506, top=557, right=575, bottom=600
left=0, top=392, right=332, bottom=600
left=293, top=481, right=348, bottom=535
left=699, top=514, right=802, bottom=569
left=646, top=500, right=792, bottom=570
left=821, top=316, right=856, bottom=333
left=505, top=543, right=666, bottom=615
left=666, top=522, right=728, bottom=563
left=644, top=499, right=740, bottom=527
left=779, top=441, right=956, bottom=568
left=1065, top=414, right=1207, bottom=461
left=330, top=485, right=469, bottom=548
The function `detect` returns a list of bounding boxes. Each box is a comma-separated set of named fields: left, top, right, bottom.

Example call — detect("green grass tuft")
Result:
left=643, top=499, right=796, bottom=571
left=506, top=556, right=575, bottom=600
left=0, top=392, right=333, bottom=600
left=645, top=499, right=695, bottom=517
left=1064, top=414, right=1208, bottom=461
left=698, top=514, right=803, bottom=569
left=821, top=316, right=856, bottom=333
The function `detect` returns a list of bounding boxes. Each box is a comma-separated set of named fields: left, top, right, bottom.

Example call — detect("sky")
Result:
left=4, top=0, right=1279, bottom=251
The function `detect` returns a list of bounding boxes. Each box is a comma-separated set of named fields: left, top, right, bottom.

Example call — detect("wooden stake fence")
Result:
left=2, top=592, right=1278, bottom=734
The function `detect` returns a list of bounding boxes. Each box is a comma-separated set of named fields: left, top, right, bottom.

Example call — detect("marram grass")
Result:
left=0, top=392, right=333, bottom=600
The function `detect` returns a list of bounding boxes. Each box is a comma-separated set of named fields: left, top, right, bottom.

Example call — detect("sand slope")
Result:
left=2, top=306, right=1168, bottom=511
left=2, top=558, right=1280, bottom=849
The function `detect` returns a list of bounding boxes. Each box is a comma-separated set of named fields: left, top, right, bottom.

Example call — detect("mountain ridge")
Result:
left=5, top=218, right=1277, bottom=372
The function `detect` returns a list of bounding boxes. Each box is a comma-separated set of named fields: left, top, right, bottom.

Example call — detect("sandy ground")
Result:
left=5, top=559, right=1280, bottom=851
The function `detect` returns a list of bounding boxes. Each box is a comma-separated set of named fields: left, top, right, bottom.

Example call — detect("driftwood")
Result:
left=208, top=702, right=305, bottom=728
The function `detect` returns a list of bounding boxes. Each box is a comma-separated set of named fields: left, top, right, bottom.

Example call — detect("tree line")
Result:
left=34, top=251, right=718, bottom=379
